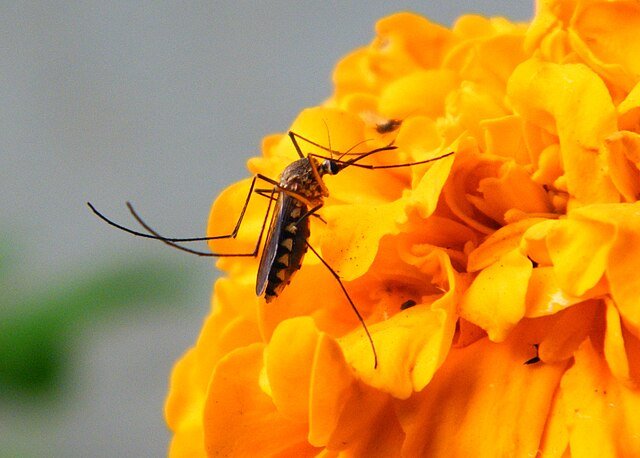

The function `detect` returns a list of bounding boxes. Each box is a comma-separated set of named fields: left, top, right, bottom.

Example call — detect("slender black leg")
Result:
left=305, top=241, right=378, bottom=369
left=87, top=175, right=264, bottom=242
left=126, top=186, right=276, bottom=257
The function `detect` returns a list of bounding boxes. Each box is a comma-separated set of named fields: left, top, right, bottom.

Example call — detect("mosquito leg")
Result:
left=294, top=203, right=327, bottom=225
left=126, top=186, right=276, bottom=257
left=87, top=175, right=259, bottom=242
left=287, top=131, right=305, bottom=158
left=305, top=241, right=378, bottom=369
left=255, top=188, right=280, bottom=201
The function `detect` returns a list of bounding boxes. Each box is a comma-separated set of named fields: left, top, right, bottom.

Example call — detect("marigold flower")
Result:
left=166, top=2, right=640, bottom=456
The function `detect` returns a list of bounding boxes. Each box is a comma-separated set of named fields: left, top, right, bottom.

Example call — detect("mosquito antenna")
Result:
left=345, top=150, right=455, bottom=169
left=321, top=119, right=334, bottom=159
left=337, top=138, right=378, bottom=160
left=309, top=149, right=454, bottom=170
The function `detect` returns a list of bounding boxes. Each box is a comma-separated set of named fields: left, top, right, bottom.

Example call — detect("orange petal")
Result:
left=166, top=279, right=262, bottom=457
left=446, top=81, right=508, bottom=150
left=560, top=338, right=640, bottom=457
left=617, top=81, right=640, bottom=131
left=546, top=215, right=616, bottom=297
left=569, top=1, right=640, bottom=93
left=604, top=297, right=634, bottom=388
left=321, top=199, right=405, bottom=281
left=256, top=263, right=348, bottom=342
left=537, top=384, right=570, bottom=457
left=507, top=58, right=619, bottom=207
left=468, top=217, right=547, bottom=272
left=442, top=146, right=503, bottom=235
left=538, top=300, right=598, bottom=363
left=445, top=26, right=527, bottom=98
left=481, top=115, right=530, bottom=164
left=460, top=249, right=532, bottom=341
left=532, top=144, right=564, bottom=188
left=166, top=349, right=206, bottom=458
left=374, top=12, right=456, bottom=72
left=340, top=250, right=458, bottom=398
left=476, top=162, right=552, bottom=224
left=203, top=344, right=317, bottom=457
left=310, top=333, right=404, bottom=454
left=324, top=388, right=403, bottom=456
left=398, top=324, right=569, bottom=457
left=378, top=69, right=458, bottom=120
left=333, top=47, right=377, bottom=100
left=525, top=266, right=608, bottom=318
left=407, top=150, right=456, bottom=220
left=308, top=332, right=356, bottom=446
left=603, top=131, right=640, bottom=202
left=286, top=107, right=366, bottom=157
left=598, top=204, right=640, bottom=337
left=265, top=317, right=318, bottom=423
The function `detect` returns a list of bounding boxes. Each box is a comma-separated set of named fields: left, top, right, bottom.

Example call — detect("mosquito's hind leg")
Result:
left=88, top=175, right=262, bottom=243
left=254, top=188, right=279, bottom=201
left=126, top=185, right=276, bottom=257
left=305, top=241, right=378, bottom=369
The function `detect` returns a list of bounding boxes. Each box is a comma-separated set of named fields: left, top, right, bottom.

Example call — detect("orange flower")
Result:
left=166, top=3, right=640, bottom=456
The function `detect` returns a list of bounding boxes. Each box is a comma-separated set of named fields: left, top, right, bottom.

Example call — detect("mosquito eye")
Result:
left=328, top=160, right=341, bottom=174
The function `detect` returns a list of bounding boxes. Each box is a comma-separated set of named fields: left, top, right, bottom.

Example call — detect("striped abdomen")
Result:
left=256, top=193, right=310, bottom=302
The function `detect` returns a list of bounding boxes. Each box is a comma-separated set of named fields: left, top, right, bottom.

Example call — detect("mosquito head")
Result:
left=318, top=158, right=344, bottom=176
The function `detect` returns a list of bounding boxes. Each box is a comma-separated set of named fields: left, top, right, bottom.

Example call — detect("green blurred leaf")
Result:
left=0, top=255, right=193, bottom=399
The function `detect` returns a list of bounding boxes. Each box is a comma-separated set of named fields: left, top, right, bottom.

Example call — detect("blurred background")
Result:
left=0, top=1, right=532, bottom=456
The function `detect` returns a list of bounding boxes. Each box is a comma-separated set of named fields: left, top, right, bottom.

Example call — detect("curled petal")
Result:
left=468, top=217, right=546, bottom=272
left=569, top=1, right=640, bottom=94
left=340, top=250, right=458, bottom=398
left=398, top=323, right=569, bottom=457
left=321, top=199, right=405, bottom=281
left=525, top=267, right=608, bottom=318
left=480, top=115, right=530, bottom=164
left=460, top=249, right=532, bottom=341
left=606, top=220, right=640, bottom=338
left=538, top=299, right=598, bottom=363
left=617, top=81, right=640, bottom=131
left=378, top=69, right=457, bottom=120
left=373, top=13, right=456, bottom=73
left=265, top=318, right=318, bottom=423
left=604, top=298, right=634, bottom=388
left=476, top=162, right=552, bottom=224
left=166, top=279, right=262, bottom=456
left=310, top=333, right=404, bottom=454
left=560, top=338, right=640, bottom=457
left=507, top=58, right=619, bottom=207
left=603, top=131, right=640, bottom=203
left=203, top=344, right=317, bottom=457
left=442, top=147, right=504, bottom=234
left=546, top=215, right=616, bottom=297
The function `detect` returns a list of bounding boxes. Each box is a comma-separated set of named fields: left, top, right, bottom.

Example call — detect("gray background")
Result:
left=0, top=2, right=532, bottom=456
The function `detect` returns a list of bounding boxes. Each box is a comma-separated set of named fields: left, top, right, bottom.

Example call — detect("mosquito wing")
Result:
left=256, top=193, right=286, bottom=296
left=255, top=192, right=310, bottom=300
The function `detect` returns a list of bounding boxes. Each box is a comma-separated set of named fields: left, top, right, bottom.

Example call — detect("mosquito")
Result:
left=88, top=131, right=454, bottom=368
